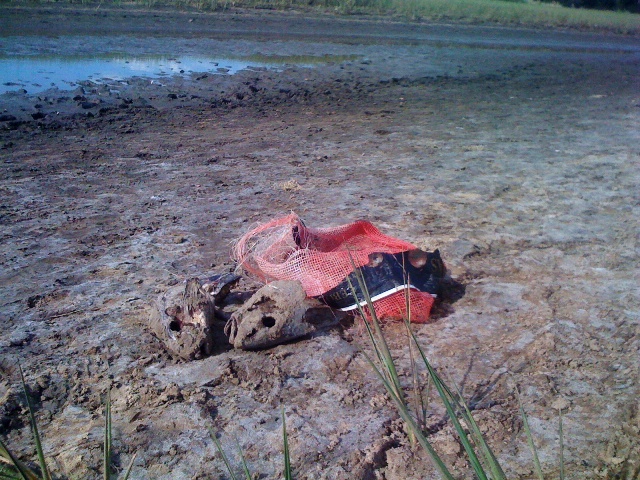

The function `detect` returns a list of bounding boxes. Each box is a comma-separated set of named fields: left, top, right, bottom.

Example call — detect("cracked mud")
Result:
left=1, top=6, right=639, bottom=479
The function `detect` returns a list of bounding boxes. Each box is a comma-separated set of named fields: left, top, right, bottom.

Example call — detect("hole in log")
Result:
left=262, top=316, right=276, bottom=328
left=169, top=320, right=182, bottom=332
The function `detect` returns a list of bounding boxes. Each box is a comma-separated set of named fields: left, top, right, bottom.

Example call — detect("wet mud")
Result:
left=1, top=6, right=639, bottom=479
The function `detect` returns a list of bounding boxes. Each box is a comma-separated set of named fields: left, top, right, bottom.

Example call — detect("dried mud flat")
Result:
left=1, top=7, right=639, bottom=479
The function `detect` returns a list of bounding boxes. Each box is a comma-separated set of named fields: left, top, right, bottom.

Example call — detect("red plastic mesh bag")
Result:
left=233, top=213, right=437, bottom=323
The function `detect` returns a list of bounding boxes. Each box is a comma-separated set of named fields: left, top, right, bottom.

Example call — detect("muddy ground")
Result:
left=1, top=6, right=639, bottom=479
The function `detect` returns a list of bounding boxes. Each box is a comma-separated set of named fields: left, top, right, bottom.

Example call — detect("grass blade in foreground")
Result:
left=18, top=366, right=50, bottom=480
left=0, top=437, right=40, bottom=480
left=348, top=259, right=516, bottom=479
left=516, top=389, right=544, bottom=480
left=2, top=373, right=135, bottom=480
left=405, top=329, right=489, bottom=480
left=406, top=311, right=511, bottom=479
left=346, top=254, right=404, bottom=403
left=360, top=350, right=455, bottom=480
left=282, top=409, right=292, bottom=480
left=121, top=453, right=137, bottom=480
left=103, top=389, right=112, bottom=480
left=446, top=373, right=507, bottom=480
left=346, top=264, right=454, bottom=479
left=235, top=438, right=252, bottom=480
left=403, top=287, right=428, bottom=436
left=209, top=419, right=290, bottom=480
left=103, top=387, right=137, bottom=480
left=209, top=428, right=241, bottom=480
left=559, top=409, right=564, bottom=480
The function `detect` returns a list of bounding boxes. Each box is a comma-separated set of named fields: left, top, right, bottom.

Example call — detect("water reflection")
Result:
left=0, top=53, right=357, bottom=94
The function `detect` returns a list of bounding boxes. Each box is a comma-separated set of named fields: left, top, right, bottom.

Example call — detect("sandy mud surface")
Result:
left=1, top=6, right=639, bottom=479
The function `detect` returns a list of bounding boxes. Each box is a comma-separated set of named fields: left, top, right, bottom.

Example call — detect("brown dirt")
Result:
left=1, top=6, right=639, bottom=479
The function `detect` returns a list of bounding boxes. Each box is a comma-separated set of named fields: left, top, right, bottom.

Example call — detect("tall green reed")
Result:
left=346, top=254, right=550, bottom=479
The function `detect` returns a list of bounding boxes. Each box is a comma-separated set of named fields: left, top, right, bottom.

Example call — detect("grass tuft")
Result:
left=517, top=388, right=544, bottom=480
left=345, top=255, right=454, bottom=478
left=559, top=408, right=565, bottom=480
left=18, top=366, right=50, bottom=480
left=104, top=389, right=112, bottom=480
left=0, top=369, right=135, bottom=480
left=211, top=409, right=293, bottom=480
left=344, top=255, right=559, bottom=478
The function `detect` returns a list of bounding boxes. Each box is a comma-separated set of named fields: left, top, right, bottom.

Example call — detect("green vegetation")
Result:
left=517, top=388, right=545, bottom=480
left=4, top=0, right=639, bottom=33
left=345, top=258, right=556, bottom=478
left=377, top=0, right=640, bottom=33
left=211, top=408, right=293, bottom=479
left=0, top=373, right=135, bottom=480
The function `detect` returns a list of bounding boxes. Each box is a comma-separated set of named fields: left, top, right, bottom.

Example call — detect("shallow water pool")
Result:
left=0, top=53, right=357, bottom=94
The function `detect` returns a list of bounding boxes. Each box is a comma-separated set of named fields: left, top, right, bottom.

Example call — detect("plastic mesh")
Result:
left=234, top=213, right=434, bottom=323
left=360, top=290, right=434, bottom=324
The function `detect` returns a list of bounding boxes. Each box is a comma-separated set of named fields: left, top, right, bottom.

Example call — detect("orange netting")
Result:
left=360, top=289, right=434, bottom=323
left=233, top=213, right=435, bottom=323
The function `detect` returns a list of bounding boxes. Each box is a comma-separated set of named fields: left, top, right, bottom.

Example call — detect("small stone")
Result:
left=439, top=437, right=461, bottom=456
left=551, top=397, right=570, bottom=411
left=9, top=330, right=33, bottom=346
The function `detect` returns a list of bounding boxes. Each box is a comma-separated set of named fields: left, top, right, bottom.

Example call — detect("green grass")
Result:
left=559, top=409, right=565, bottom=480
left=386, top=0, right=640, bottom=33
left=211, top=408, right=293, bottom=480
left=347, top=267, right=504, bottom=478
left=4, top=0, right=640, bottom=34
left=282, top=408, right=292, bottom=480
left=517, top=387, right=544, bottom=480
left=0, top=373, right=135, bottom=480
left=345, top=255, right=559, bottom=479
